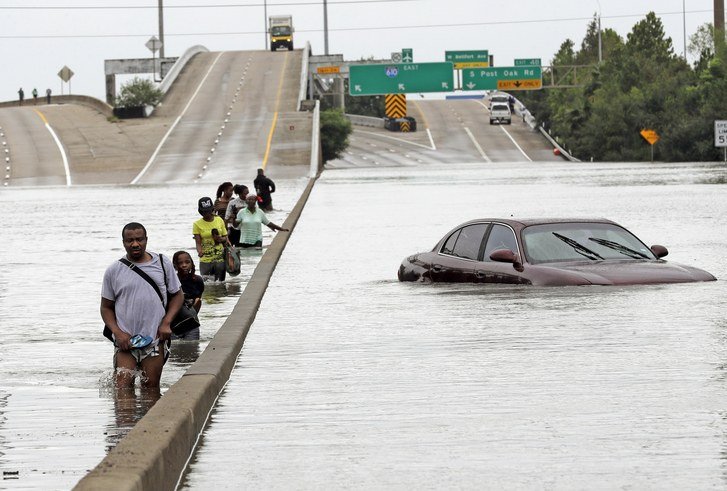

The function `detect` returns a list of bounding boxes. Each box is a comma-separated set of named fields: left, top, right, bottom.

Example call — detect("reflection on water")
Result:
left=0, top=178, right=307, bottom=489
left=105, top=387, right=161, bottom=453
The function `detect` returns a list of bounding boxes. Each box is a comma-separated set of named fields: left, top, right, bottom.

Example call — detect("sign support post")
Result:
left=715, top=120, right=727, bottom=163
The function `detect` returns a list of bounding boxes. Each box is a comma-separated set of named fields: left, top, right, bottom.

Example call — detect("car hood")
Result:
left=545, top=260, right=716, bottom=285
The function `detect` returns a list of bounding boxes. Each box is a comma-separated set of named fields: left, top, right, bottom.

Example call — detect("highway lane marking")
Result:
left=262, top=50, right=290, bottom=170
left=498, top=125, right=533, bottom=162
left=476, top=100, right=532, bottom=162
left=356, top=130, right=435, bottom=150
left=411, top=100, right=436, bottom=150
left=34, top=109, right=71, bottom=186
left=131, top=51, right=225, bottom=184
left=464, top=127, right=491, bottom=163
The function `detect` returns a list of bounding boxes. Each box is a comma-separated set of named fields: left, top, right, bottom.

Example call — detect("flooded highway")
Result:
left=0, top=160, right=725, bottom=489
left=0, top=178, right=307, bottom=489
left=181, top=161, right=727, bottom=489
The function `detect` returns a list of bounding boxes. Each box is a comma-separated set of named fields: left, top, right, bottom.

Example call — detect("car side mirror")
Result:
left=650, top=245, right=668, bottom=258
left=489, top=249, right=524, bottom=272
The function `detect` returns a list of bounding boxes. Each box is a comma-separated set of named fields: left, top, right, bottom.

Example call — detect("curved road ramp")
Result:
left=0, top=48, right=313, bottom=186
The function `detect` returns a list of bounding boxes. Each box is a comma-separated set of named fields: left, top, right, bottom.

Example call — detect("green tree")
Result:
left=320, top=108, right=352, bottom=163
left=115, top=77, right=163, bottom=108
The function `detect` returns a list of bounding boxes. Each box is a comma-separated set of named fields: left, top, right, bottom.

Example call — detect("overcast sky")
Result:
left=0, top=0, right=718, bottom=103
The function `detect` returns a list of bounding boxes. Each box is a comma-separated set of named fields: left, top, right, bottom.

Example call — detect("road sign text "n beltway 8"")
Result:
left=462, top=66, right=542, bottom=91
left=349, top=62, right=454, bottom=95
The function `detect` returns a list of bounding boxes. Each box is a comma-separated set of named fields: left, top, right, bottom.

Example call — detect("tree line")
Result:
left=518, top=12, right=727, bottom=162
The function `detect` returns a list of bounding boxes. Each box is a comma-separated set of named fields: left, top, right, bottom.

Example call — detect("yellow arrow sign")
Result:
left=640, top=129, right=660, bottom=145
left=497, top=79, right=542, bottom=90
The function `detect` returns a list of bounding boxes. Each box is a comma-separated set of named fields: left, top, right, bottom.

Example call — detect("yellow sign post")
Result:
left=640, top=129, right=660, bottom=162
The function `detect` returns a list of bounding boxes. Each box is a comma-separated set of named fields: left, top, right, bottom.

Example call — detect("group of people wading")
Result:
left=100, top=168, right=287, bottom=389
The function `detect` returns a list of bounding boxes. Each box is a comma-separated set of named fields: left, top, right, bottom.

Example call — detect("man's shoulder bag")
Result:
left=102, top=256, right=200, bottom=342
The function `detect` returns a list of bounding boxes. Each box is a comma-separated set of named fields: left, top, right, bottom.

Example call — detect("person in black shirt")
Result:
left=253, top=168, right=276, bottom=212
left=172, top=250, right=204, bottom=340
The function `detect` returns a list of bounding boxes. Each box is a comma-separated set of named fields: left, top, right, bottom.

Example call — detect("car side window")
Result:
left=441, top=230, right=460, bottom=255
left=483, top=224, right=518, bottom=261
left=451, top=224, right=488, bottom=260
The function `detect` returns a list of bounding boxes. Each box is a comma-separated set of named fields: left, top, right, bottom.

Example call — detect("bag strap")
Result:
left=118, top=257, right=165, bottom=306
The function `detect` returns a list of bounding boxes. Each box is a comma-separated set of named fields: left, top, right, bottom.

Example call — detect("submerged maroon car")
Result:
left=398, top=218, right=716, bottom=286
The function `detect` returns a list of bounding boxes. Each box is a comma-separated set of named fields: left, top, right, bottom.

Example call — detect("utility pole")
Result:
left=595, top=0, right=602, bottom=63
left=264, top=0, right=268, bottom=50
left=323, top=0, right=329, bottom=55
left=683, top=0, right=687, bottom=59
left=716, top=0, right=726, bottom=52
left=158, top=0, right=165, bottom=58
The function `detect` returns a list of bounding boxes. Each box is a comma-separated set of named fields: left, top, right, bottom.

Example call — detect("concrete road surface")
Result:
left=327, top=99, right=563, bottom=168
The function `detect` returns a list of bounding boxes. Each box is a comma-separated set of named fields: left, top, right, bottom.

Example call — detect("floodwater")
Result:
left=181, top=161, right=727, bottom=489
left=0, top=178, right=307, bottom=489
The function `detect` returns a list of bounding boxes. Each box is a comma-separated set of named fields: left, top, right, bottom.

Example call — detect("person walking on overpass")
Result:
left=46, top=88, right=52, bottom=104
left=18, top=88, right=23, bottom=106
left=213, top=181, right=233, bottom=218
left=254, top=168, right=276, bottom=212
left=100, top=222, right=183, bottom=389
left=234, top=194, right=288, bottom=249
left=225, top=184, right=249, bottom=247
left=32, top=88, right=38, bottom=104
left=193, top=197, right=230, bottom=281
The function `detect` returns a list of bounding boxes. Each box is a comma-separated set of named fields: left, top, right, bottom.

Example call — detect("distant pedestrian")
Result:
left=100, top=222, right=183, bottom=389
left=234, top=194, right=288, bottom=249
left=18, top=88, right=23, bottom=106
left=45, top=88, right=51, bottom=104
left=254, top=168, right=276, bottom=212
left=32, top=88, right=38, bottom=104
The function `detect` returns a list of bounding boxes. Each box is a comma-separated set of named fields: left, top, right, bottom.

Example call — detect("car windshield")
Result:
left=521, top=222, right=657, bottom=264
left=271, top=26, right=291, bottom=36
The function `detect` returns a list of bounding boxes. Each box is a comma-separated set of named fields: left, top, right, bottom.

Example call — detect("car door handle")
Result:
left=431, top=264, right=445, bottom=273
left=474, top=270, right=487, bottom=278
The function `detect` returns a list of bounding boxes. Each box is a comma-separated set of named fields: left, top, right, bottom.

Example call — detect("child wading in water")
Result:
left=172, top=251, right=204, bottom=340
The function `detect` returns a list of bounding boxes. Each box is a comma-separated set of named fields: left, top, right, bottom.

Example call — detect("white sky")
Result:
left=0, top=0, right=718, bottom=102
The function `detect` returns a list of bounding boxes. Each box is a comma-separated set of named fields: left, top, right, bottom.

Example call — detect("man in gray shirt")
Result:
left=101, top=222, right=183, bottom=388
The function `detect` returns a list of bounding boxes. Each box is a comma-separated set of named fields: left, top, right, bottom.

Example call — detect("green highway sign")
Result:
left=514, top=58, right=541, bottom=66
left=462, top=66, right=543, bottom=91
left=402, top=48, right=414, bottom=63
left=349, top=62, right=454, bottom=95
left=446, top=50, right=489, bottom=69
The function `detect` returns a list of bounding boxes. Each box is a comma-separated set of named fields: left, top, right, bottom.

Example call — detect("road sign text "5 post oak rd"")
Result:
left=349, top=62, right=454, bottom=96
left=462, top=66, right=542, bottom=91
